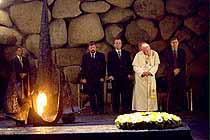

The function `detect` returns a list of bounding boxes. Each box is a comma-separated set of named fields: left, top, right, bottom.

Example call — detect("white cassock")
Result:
left=132, top=50, right=160, bottom=111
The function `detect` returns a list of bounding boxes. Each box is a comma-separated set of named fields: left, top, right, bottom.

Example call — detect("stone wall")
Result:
left=0, top=0, right=208, bottom=111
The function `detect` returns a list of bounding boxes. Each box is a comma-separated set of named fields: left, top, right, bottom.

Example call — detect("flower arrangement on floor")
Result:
left=115, top=112, right=182, bottom=130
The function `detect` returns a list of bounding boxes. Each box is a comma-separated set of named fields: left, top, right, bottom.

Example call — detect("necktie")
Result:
left=91, top=53, right=95, bottom=59
left=117, top=50, right=121, bottom=58
left=19, top=57, right=23, bottom=68
left=173, top=50, right=177, bottom=67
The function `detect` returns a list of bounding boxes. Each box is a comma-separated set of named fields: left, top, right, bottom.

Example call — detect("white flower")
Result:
left=156, top=116, right=163, bottom=123
left=144, top=116, right=151, bottom=122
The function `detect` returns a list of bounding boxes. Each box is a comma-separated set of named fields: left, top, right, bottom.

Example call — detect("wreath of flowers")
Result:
left=115, top=112, right=182, bottom=130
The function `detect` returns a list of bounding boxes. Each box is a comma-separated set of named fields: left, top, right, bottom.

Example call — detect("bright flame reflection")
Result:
left=36, top=92, right=47, bottom=117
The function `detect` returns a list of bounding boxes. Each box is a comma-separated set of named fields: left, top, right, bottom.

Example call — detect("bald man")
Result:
left=132, top=42, right=160, bottom=111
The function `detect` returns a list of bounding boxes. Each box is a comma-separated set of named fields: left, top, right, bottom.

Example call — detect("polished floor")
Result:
left=0, top=109, right=208, bottom=140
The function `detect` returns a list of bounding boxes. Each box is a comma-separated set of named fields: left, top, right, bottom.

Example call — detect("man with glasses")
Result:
left=164, top=37, right=186, bottom=112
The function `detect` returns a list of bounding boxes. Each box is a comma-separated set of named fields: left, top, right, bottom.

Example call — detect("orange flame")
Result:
left=36, top=91, right=47, bottom=117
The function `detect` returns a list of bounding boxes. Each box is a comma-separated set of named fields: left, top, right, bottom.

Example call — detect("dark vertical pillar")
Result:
left=37, top=0, right=52, bottom=92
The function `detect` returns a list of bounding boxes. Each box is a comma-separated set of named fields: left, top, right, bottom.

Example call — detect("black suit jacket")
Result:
left=10, top=56, right=30, bottom=82
left=164, top=47, right=186, bottom=81
left=81, top=52, right=106, bottom=84
left=107, top=49, right=132, bottom=80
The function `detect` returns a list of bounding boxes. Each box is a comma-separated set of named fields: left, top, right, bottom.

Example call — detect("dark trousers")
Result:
left=17, top=78, right=28, bottom=98
left=168, top=77, right=186, bottom=112
left=87, top=82, right=104, bottom=113
left=112, top=79, right=131, bottom=113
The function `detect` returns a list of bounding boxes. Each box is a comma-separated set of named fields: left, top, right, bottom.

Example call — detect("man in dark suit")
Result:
left=81, top=41, right=106, bottom=114
left=10, top=47, right=30, bottom=99
left=164, top=37, right=186, bottom=112
left=107, top=38, right=133, bottom=114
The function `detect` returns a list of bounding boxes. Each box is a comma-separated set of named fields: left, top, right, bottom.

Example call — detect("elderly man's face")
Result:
left=114, top=39, right=122, bottom=50
left=141, top=43, right=151, bottom=55
left=170, top=39, right=179, bottom=49
left=88, top=44, right=96, bottom=53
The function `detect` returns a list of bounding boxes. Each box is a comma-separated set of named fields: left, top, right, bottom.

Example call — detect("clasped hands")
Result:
left=19, top=73, right=27, bottom=79
left=173, top=68, right=180, bottom=76
left=108, top=75, right=132, bottom=80
left=80, top=78, right=105, bottom=84
left=141, top=71, right=153, bottom=77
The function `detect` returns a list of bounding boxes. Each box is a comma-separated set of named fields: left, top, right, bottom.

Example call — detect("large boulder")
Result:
left=52, top=48, right=86, bottom=67
left=125, top=21, right=152, bottom=45
left=123, top=44, right=138, bottom=60
left=52, top=0, right=81, bottom=18
left=159, top=16, right=182, bottom=40
left=105, top=0, right=134, bottom=8
left=9, top=1, right=51, bottom=34
left=49, top=19, right=67, bottom=48
left=166, top=0, right=196, bottom=16
left=101, top=7, right=134, bottom=24
left=105, top=24, right=123, bottom=45
left=180, top=43, right=194, bottom=64
left=25, top=34, right=40, bottom=58
left=133, top=0, right=164, bottom=20
left=0, top=26, right=22, bottom=45
left=184, top=15, right=208, bottom=35
left=188, top=37, right=208, bottom=56
left=68, top=14, right=104, bottom=46
left=23, top=0, right=54, bottom=5
left=69, top=83, right=78, bottom=100
left=0, top=10, right=12, bottom=27
left=0, top=0, right=14, bottom=9
left=81, top=1, right=110, bottom=13
left=64, top=66, right=81, bottom=84
left=198, top=5, right=209, bottom=20
left=96, top=42, right=112, bottom=62
left=188, top=53, right=208, bottom=78
left=3, top=46, right=17, bottom=61
left=174, top=28, right=193, bottom=42
left=150, top=40, right=168, bottom=53
left=136, top=19, right=158, bottom=42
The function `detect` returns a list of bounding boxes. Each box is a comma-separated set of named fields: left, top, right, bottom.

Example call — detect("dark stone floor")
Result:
left=0, top=109, right=208, bottom=140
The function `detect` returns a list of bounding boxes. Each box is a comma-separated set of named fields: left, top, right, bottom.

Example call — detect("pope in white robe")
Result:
left=132, top=42, right=160, bottom=111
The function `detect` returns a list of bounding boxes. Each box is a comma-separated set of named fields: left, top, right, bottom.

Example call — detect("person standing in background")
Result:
left=164, top=37, right=186, bottom=112
left=107, top=37, right=133, bottom=114
left=10, top=47, right=30, bottom=101
left=80, top=41, right=106, bottom=114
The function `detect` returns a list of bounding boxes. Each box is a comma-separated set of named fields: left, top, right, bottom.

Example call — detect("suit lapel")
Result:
left=114, top=50, right=122, bottom=60
left=168, top=48, right=174, bottom=65
left=15, top=56, right=22, bottom=67
left=95, top=52, right=97, bottom=59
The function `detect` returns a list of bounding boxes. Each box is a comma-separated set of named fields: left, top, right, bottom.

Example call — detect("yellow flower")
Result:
left=150, top=116, right=157, bottom=122
left=135, top=117, right=143, bottom=123
left=115, top=112, right=182, bottom=130
left=172, top=115, right=181, bottom=121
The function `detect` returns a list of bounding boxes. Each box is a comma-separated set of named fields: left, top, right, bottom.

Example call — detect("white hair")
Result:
left=141, top=42, right=150, bottom=49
